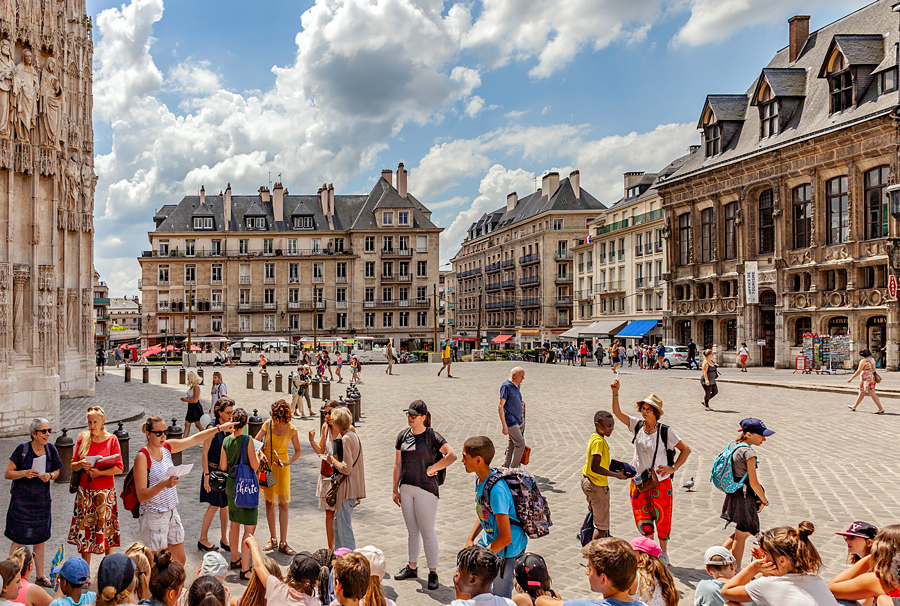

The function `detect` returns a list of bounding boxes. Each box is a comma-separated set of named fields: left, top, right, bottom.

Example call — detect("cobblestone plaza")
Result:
left=3, top=361, right=899, bottom=604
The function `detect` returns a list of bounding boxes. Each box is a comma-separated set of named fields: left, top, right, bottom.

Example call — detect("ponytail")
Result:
left=424, top=411, right=432, bottom=428
left=758, top=521, right=822, bottom=574
left=187, top=576, right=226, bottom=606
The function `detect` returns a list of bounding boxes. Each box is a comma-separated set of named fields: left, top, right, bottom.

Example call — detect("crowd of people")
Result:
left=545, top=341, right=674, bottom=373
left=3, top=359, right=899, bottom=606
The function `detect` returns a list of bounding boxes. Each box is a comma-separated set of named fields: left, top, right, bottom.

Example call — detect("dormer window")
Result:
left=193, top=217, right=213, bottom=230
left=705, top=123, right=721, bottom=157
left=758, top=84, right=778, bottom=138
left=382, top=212, right=393, bottom=226
left=246, top=217, right=266, bottom=230
left=626, top=186, right=640, bottom=198
left=398, top=211, right=409, bottom=226
left=881, top=68, right=897, bottom=94
left=293, top=216, right=314, bottom=229
left=828, top=52, right=853, bottom=113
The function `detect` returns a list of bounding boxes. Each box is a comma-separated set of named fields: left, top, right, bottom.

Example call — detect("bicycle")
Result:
left=508, top=352, right=523, bottom=361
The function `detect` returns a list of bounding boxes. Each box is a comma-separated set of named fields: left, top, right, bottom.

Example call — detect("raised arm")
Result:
left=168, top=422, right=235, bottom=454
left=610, top=379, right=630, bottom=426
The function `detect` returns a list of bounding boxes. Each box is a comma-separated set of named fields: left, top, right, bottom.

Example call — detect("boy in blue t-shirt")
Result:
left=534, top=537, right=647, bottom=606
left=462, top=436, right=527, bottom=599
left=49, top=557, right=95, bottom=606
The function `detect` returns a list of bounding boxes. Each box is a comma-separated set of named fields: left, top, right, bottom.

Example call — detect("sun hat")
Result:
left=836, top=521, right=878, bottom=541
left=354, top=546, right=386, bottom=579
left=97, top=554, right=135, bottom=595
left=200, top=552, right=229, bottom=578
left=514, top=553, right=550, bottom=588
left=636, top=394, right=664, bottom=417
left=53, top=556, right=90, bottom=587
left=704, top=546, right=736, bottom=566
left=629, top=537, right=663, bottom=559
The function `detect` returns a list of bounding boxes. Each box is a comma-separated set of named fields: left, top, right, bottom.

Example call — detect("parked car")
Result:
left=662, top=345, right=692, bottom=369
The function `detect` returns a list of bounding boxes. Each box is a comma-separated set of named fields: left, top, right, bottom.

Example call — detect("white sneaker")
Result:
left=658, top=552, right=670, bottom=566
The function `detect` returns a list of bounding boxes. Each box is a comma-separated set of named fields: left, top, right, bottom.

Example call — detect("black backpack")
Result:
left=632, top=421, right=676, bottom=473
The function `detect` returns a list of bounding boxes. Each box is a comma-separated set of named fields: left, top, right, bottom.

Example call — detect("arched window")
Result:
left=828, top=51, right=853, bottom=113
left=758, top=83, right=779, bottom=138
left=758, top=189, right=775, bottom=254
left=703, top=108, right=721, bottom=157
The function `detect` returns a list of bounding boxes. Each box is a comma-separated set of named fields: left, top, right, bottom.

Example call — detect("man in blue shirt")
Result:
left=498, top=367, right=527, bottom=468
left=462, top=436, right=527, bottom=599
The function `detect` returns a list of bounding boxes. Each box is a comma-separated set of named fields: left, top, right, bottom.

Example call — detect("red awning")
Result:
left=491, top=334, right=513, bottom=344
left=452, top=337, right=476, bottom=342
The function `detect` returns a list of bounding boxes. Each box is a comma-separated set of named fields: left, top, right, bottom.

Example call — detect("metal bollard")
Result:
left=114, top=422, right=131, bottom=474
left=179, top=366, right=186, bottom=384
left=311, top=378, right=320, bottom=399
left=248, top=409, right=264, bottom=438
left=160, top=366, right=168, bottom=384
left=261, top=371, right=269, bottom=391
left=124, top=366, right=131, bottom=382
left=143, top=365, right=149, bottom=383
left=247, top=369, right=254, bottom=389
left=197, top=367, right=204, bottom=385
left=321, top=380, right=331, bottom=401
left=275, top=371, right=283, bottom=392
left=166, top=419, right=184, bottom=465
left=54, top=428, right=75, bottom=484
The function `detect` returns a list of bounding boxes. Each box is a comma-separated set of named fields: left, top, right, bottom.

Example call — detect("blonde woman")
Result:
left=326, top=406, right=366, bottom=550
left=67, top=406, right=123, bottom=565
left=124, top=543, right=152, bottom=602
left=182, top=371, right=203, bottom=438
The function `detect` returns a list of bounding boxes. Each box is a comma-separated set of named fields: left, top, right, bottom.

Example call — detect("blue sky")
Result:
left=86, top=0, right=872, bottom=297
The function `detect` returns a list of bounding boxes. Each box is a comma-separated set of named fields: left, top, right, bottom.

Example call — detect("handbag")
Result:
left=325, top=437, right=361, bottom=508
left=874, top=371, right=883, bottom=384
left=69, top=468, right=83, bottom=494
left=520, top=446, right=532, bottom=466
left=233, top=435, right=259, bottom=509
left=633, top=427, right=662, bottom=493
left=258, top=422, right=276, bottom=488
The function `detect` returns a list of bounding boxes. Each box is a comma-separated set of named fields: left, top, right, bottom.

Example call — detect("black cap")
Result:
left=836, top=521, right=878, bottom=541
left=288, top=551, right=321, bottom=583
left=404, top=400, right=428, bottom=416
left=97, top=553, right=135, bottom=595
left=515, top=553, right=549, bottom=589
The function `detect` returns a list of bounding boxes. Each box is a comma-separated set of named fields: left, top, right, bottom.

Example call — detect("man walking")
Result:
left=686, top=339, right=698, bottom=370
left=656, top=341, right=666, bottom=370
left=385, top=342, right=394, bottom=375
left=438, top=340, right=453, bottom=377
left=499, top=367, right=527, bottom=467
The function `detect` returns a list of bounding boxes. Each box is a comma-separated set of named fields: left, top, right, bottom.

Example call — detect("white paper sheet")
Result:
left=31, top=455, right=46, bottom=475
left=165, top=464, right=193, bottom=478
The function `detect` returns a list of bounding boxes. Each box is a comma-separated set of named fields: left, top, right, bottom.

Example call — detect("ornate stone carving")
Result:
left=37, top=264, right=53, bottom=290
left=13, top=47, right=37, bottom=142
left=859, top=289, right=885, bottom=307
left=0, top=40, right=13, bottom=139
left=64, top=155, right=77, bottom=210
left=790, top=294, right=808, bottom=309
left=790, top=250, right=812, bottom=265
left=39, top=55, right=60, bottom=147
left=724, top=299, right=737, bottom=313
left=80, top=161, right=94, bottom=211
left=823, top=291, right=846, bottom=308
left=758, top=271, right=776, bottom=284
left=824, top=246, right=849, bottom=262
left=13, top=140, right=29, bottom=173
left=864, top=242, right=886, bottom=257
left=12, top=264, right=29, bottom=353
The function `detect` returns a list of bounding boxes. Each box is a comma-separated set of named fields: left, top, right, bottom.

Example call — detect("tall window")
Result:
left=792, top=185, right=812, bottom=249
left=724, top=202, right=737, bottom=260
left=865, top=166, right=890, bottom=240
left=677, top=213, right=691, bottom=266
left=700, top=208, right=714, bottom=263
left=365, top=236, right=375, bottom=252
left=828, top=53, right=853, bottom=113
left=758, top=189, right=774, bottom=254
left=794, top=317, right=812, bottom=346
left=826, top=176, right=849, bottom=244
left=705, top=123, right=721, bottom=157
left=759, top=84, right=778, bottom=138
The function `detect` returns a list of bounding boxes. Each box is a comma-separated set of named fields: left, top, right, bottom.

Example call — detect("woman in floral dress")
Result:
left=848, top=348, right=885, bottom=413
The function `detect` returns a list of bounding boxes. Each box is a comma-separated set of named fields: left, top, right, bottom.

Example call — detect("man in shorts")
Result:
left=438, top=340, right=453, bottom=377
left=656, top=342, right=666, bottom=370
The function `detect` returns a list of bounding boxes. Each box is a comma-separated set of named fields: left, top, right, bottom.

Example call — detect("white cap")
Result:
left=354, top=546, right=386, bottom=579
left=200, top=552, right=229, bottom=579
left=704, top=546, right=736, bottom=566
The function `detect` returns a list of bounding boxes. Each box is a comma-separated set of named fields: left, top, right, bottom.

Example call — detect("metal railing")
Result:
left=313, top=276, right=324, bottom=283
left=239, top=276, right=251, bottom=284
left=635, top=245, right=643, bottom=257
left=555, top=275, right=573, bottom=283
left=336, top=276, right=348, bottom=283
left=502, top=300, right=517, bottom=308
left=519, top=253, right=540, bottom=265
left=485, top=302, right=502, bottom=310
left=519, top=276, right=540, bottom=286
left=485, top=283, right=501, bottom=292
left=380, top=248, right=413, bottom=258
left=264, top=276, right=276, bottom=284
left=555, top=297, right=573, bottom=306
left=555, top=250, right=574, bottom=260
left=501, top=280, right=516, bottom=289
left=382, top=274, right=413, bottom=282
left=596, top=218, right=630, bottom=235
left=519, top=298, right=540, bottom=308
left=485, top=262, right=501, bottom=273
left=617, top=250, right=625, bottom=260
left=501, top=260, right=516, bottom=269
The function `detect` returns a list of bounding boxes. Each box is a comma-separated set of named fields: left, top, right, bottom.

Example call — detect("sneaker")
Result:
left=658, top=552, right=670, bottom=566
left=395, top=565, right=418, bottom=580
left=427, top=571, right=439, bottom=590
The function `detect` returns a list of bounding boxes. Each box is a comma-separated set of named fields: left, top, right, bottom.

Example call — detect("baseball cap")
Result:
left=629, top=537, right=662, bottom=559
left=836, top=521, right=878, bottom=541
left=514, top=553, right=550, bottom=588
left=200, top=552, right=229, bottom=578
left=288, top=552, right=321, bottom=584
left=704, top=546, right=736, bottom=566
left=97, top=553, right=135, bottom=596
left=354, top=546, right=386, bottom=579
left=740, top=418, right=775, bottom=436
left=403, top=400, right=428, bottom=416
left=53, top=556, right=90, bottom=586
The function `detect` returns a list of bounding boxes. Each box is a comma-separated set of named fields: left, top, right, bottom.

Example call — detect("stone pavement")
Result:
left=1, top=360, right=898, bottom=604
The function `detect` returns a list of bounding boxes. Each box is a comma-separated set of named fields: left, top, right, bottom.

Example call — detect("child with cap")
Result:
left=48, top=558, right=93, bottom=606
left=353, top=546, right=395, bottom=606
left=450, top=546, right=514, bottom=606
left=722, top=418, right=773, bottom=568
left=512, top=553, right=558, bottom=606
left=243, top=536, right=319, bottom=606
left=829, top=524, right=900, bottom=604
left=96, top=554, right=136, bottom=606
left=629, top=538, right=677, bottom=606
left=534, top=537, right=647, bottom=606
left=694, top=546, right=755, bottom=606
left=581, top=411, right=629, bottom=542
left=836, top=522, right=878, bottom=566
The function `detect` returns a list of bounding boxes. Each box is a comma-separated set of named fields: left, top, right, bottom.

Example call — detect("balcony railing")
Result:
left=578, top=263, right=584, bottom=272
left=501, top=279, right=516, bottom=289
left=502, top=300, right=517, bottom=308
left=362, top=299, right=430, bottom=309
left=576, top=289, right=592, bottom=300
left=93, top=298, right=110, bottom=305
left=519, top=253, right=540, bottom=266
left=501, top=259, right=516, bottom=269
left=555, top=296, right=573, bottom=306
left=211, top=303, right=223, bottom=311
left=632, top=209, right=664, bottom=226
left=636, top=277, right=646, bottom=288
left=485, top=262, right=501, bottom=273
left=336, top=276, right=348, bottom=283
left=225, top=248, right=353, bottom=258
left=264, top=276, right=276, bottom=284
left=288, top=276, right=300, bottom=284
left=485, top=283, right=501, bottom=292
left=381, top=248, right=413, bottom=258
left=211, top=278, right=223, bottom=285
left=336, top=301, right=348, bottom=309
left=95, top=314, right=111, bottom=321
left=555, top=250, right=574, bottom=260
left=382, top=274, right=413, bottom=282
left=596, top=218, right=630, bottom=235
left=447, top=318, right=455, bottom=325
left=519, top=276, right=540, bottom=286
left=655, top=241, right=663, bottom=252
left=485, top=302, right=502, bottom=310
left=158, top=279, right=169, bottom=286
left=596, top=281, right=625, bottom=293
left=617, top=250, right=625, bottom=260
left=313, top=276, right=324, bottom=283
left=520, top=298, right=540, bottom=308
left=239, top=276, right=251, bottom=284
left=635, top=245, right=643, bottom=257
left=555, top=275, right=573, bottom=284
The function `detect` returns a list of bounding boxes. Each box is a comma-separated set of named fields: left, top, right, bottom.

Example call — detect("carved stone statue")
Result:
left=0, top=40, right=12, bottom=139
left=80, top=161, right=94, bottom=212
left=64, top=155, right=77, bottom=209
left=12, top=47, right=36, bottom=141
left=39, top=55, right=60, bottom=146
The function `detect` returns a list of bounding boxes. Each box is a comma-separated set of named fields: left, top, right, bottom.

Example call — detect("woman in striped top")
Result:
left=133, top=416, right=235, bottom=566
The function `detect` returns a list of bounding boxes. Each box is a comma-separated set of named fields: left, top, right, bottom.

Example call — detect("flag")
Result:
left=585, top=235, right=592, bottom=244
left=49, top=544, right=64, bottom=590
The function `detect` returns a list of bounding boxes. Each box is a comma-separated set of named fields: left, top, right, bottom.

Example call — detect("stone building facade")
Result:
left=138, top=165, right=442, bottom=350
left=450, top=171, right=605, bottom=350
left=0, top=0, right=96, bottom=430
left=659, top=3, right=900, bottom=369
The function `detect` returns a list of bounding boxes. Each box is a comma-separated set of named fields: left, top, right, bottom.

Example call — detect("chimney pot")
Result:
left=788, top=15, right=810, bottom=63
left=382, top=169, right=393, bottom=185
left=397, top=162, right=408, bottom=198
left=541, top=172, right=560, bottom=198
left=507, top=192, right=518, bottom=212
left=569, top=170, right=581, bottom=199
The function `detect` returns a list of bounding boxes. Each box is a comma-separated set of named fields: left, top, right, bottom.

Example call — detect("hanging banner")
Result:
left=744, top=261, right=759, bottom=305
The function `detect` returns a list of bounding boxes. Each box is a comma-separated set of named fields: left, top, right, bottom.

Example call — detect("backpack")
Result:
left=120, top=449, right=151, bottom=518
left=577, top=509, right=594, bottom=546
left=632, top=421, right=676, bottom=471
left=479, top=467, right=552, bottom=540
left=711, top=441, right=751, bottom=494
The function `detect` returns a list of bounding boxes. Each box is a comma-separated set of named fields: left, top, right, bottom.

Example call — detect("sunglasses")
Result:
left=87, top=406, right=103, bottom=412
left=35, top=429, right=51, bottom=434
left=406, top=412, right=421, bottom=418
left=149, top=430, right=165, bottom=437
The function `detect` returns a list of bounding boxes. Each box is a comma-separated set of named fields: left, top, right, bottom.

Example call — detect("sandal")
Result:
left=263, top=538, right=278, bottom=551
left=230, top=560, right=241, bottom=570
left=874, top=409, right=886, bottom=414
left=240, top=569, right=251, bottom=581
left=279, top=542, right=296, bottom=556
left=847, top=405, right=857, bottom=411
left=35, top=577, right=52, bottom=588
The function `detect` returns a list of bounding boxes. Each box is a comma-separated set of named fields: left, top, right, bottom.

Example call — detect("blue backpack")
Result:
left=710, top=441, right=750, bottom=493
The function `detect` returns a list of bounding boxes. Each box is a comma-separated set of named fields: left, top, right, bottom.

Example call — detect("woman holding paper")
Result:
left=4, top=418, right=61, bottom=586
left=255, top=400, right=301, bottom=555
left=67, top=406, right=123, bottom=565
left=134, top=415, right=235, bottom=567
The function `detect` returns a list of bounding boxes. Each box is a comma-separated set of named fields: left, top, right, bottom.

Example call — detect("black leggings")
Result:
left=703, top=383, right=718, bottom=406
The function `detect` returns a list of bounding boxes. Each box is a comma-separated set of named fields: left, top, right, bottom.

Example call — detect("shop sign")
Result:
left=889, top=274, right=897, bottom=299
left=867, top=317, right=887, bottom=326
left=744, top=262, right=759, bottom=305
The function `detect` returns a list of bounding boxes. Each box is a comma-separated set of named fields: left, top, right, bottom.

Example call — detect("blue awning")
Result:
left=615, top=320, right=660, bottom=339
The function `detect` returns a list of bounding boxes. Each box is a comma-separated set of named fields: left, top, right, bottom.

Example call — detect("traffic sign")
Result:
left=889, top=274, right=897, bottom=299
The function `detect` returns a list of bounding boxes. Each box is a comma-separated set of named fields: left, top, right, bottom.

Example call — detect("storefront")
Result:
left=828, top=316, right=849, bottom=337
left=867, top=316, right=887, bottom=367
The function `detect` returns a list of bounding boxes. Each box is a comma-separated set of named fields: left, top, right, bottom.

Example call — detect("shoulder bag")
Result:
left=69, top=434, right=85, bottom=494
left=258, top=422, right=276, bottom=488
left=325, top=436, right=361, bottom=508
left=233, top=435, right=259, bottom=509
left=632, top=425, right=662, bottom=493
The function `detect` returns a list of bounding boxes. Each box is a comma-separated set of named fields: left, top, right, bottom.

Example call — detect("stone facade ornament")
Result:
left=790, top=250, right=812, bottom=265
left=13, top=47, right=37, bottom=142
left=12, top=264, right=29, bottom=353
left=39, top=55, right=60, bottom=147
left=0, top=40, right=13, bottom=139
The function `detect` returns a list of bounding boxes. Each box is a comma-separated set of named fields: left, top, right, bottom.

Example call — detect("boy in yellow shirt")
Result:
left=581, top=411, right=628, bottom=540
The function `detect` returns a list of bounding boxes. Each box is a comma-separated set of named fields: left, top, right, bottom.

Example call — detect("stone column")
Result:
left=12, top=264, right=29, bottom=353
left=887, top=300, right=899, bottom=371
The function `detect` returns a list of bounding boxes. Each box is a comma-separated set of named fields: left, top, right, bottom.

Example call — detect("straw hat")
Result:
left=636, top=394, right=664, bottom=417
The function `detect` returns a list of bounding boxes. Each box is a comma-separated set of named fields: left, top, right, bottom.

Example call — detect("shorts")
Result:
left=140, top=508, right=184, bottom=551
left=740, top=355, right=748, bottom=363
left=581, top=477, right=610, bottom=531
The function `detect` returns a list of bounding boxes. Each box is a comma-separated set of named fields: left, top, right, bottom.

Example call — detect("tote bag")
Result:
left=233, top=435, right=259, bottom=509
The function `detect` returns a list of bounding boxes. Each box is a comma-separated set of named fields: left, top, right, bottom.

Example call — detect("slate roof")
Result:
left=671, top=0, right=899, bottom=184
left=191, top=202, right=215, bottom=217
left=831, top=33, right=885, bottom=66
left=152, top=176, right=439, bottom=234
left=751, top=68, right=808, bottom=103
left=698, top=95, right=749, bottom=127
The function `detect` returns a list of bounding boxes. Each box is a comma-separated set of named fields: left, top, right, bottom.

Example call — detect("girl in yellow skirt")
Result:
left=255, top=400, right=302, bottom=555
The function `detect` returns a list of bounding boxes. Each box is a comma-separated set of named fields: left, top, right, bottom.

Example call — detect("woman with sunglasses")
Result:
left=4, top=419, right=61, bottom=587
left=134, top=415, right=236, bottom=566
left=392, top=400, right=456, bottom=591
left=68, top=406, right=124, bottom=565
left=198, top=397, right=234, bottom=552
left=307, top=400, right=349, bottom=550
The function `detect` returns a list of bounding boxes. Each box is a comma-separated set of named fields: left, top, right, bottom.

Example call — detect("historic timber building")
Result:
left=660, top=2, right=900, bottom=369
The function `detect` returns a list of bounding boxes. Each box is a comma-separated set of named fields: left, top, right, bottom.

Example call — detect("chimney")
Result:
left=327, top=184, right=335, bottom=230
left=507, top=192, right=518, bottom=212
left=569, top=170, right=580, bottom=199
left=259, top=186, right=270, bottom=203
left=788, top=15, right=810, bottom=63
left=273, top=182, right=284, bottom=223
left=624, top=171, right=644, bottom=195
left=223, top=183, right=232, bottom=231
left=397, top=162, right=408, bottom=198
left=382, top=169, right=393, bottom=185
left=689, top=144, right=701, bottom=154
left=199, top=185, right=205, bottom=206
left=319, top=184, right=328, bottom=216
left=541, top=172, right=560, bottom=198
